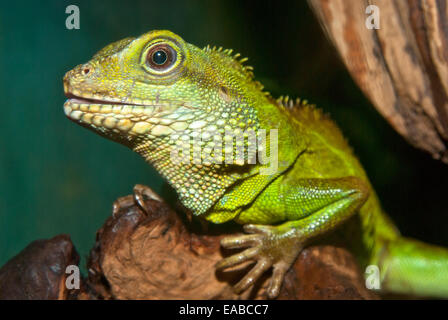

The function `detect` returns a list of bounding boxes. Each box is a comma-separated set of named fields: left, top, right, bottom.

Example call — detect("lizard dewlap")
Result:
left=63, top=30, right=448, bottom=298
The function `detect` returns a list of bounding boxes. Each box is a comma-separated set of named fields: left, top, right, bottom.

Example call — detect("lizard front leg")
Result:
left=216, top=176, right=370, bottom=298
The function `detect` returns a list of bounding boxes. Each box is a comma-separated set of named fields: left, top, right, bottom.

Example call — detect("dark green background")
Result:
left=1, top=0, right=447, bottom=270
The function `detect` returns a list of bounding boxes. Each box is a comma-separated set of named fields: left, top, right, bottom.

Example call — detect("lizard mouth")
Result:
left=64, top=93, right=154, bottom=106
left=64, top=93, right=162, bottom=118
left=63, top=93, right=191, bottom=135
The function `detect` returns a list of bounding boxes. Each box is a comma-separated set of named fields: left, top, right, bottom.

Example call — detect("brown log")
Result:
left=0, top=235, right=82, bottom=300
left=85, top=185, right=378, bottom=300
left=308, top=0, right=448, bottom=163
left=0, top=186, right=379, bottom=300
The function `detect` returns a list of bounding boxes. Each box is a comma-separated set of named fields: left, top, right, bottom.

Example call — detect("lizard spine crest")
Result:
left=203, top=45, right=268, bottom=95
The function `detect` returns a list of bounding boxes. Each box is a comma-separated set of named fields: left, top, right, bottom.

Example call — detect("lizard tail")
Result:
left=376, top=236, right=448, bottom=298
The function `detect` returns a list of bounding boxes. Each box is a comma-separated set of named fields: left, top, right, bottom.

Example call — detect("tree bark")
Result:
left=0, top=186, right=378, bottom=300
left=308, top=0, right=448, bottom=163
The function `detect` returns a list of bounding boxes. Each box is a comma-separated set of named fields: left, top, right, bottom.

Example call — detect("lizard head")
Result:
left=63, top=30, right=272, bottom=214
left=63, top=29, right=267, bottom=148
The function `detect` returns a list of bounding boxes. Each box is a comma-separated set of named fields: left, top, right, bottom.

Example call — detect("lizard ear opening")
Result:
left=141, top=40, right=183, bottom=76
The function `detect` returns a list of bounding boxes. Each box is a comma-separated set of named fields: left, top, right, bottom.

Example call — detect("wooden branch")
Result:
left=308, top=0, right=448, bottom=163
left=86, top=186, right=379, bottom=299
left=0, top=186, right=378, bottom=300
left=0, top=235, right=81, bottom=300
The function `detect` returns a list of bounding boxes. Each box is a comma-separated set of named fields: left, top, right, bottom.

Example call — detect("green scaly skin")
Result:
left=63, top=30, right=448, bottom=298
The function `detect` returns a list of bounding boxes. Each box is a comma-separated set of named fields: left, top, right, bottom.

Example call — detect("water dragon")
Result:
left=63, top=30, right=448, bottom=298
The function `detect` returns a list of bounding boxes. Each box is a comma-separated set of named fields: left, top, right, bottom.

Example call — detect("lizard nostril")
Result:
left=81, top=67, right=91, bottom=76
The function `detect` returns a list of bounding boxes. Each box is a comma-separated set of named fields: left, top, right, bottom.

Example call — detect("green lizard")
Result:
left=63, top=30, right=448, bottom=298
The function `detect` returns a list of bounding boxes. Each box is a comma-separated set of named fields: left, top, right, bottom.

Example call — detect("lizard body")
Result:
left=63, top=30, right=448, bottom=298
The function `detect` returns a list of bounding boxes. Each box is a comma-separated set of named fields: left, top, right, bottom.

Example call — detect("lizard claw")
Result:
left=133, top=184, right=162, bottom=215
left=216, top=224, right=302, bottom=298
left=112, top=184, right=162, bottom=218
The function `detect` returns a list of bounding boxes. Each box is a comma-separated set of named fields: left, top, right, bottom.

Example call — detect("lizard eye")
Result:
left=146, top=44, right=177, bottom=72
left=152, top=50, right=167, bottom=65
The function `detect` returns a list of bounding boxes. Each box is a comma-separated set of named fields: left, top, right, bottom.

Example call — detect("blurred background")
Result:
left=1, top=0, right=447, bottom=270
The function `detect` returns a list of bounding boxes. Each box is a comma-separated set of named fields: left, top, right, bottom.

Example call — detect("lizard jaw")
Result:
left=64, top=97, right=160, bottom=133
left=63, top=94, right=193, bottom=137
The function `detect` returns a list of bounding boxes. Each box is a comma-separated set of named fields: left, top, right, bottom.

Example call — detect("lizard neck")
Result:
left=132, top=99, right=262, bottom=215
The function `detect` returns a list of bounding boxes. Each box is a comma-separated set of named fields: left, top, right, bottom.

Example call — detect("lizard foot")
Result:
left=216, top=224, right=302, bottom=298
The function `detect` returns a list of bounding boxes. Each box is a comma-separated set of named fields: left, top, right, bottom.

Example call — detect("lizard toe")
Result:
left=220, top=234, right=263, bottom=249
left=215, top=247, right=259, bottom=270
left=234, top=259, right=271, bottom=294
left=267, top=261, right=290, bottom=298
